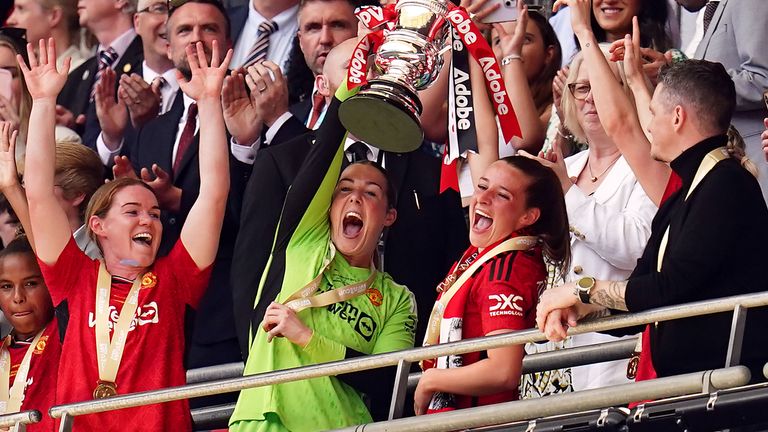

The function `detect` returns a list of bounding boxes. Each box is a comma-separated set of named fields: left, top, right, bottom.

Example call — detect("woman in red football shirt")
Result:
left=19, top=39, right=231, bottom=431
left=415, top=156, right=571, bottom=414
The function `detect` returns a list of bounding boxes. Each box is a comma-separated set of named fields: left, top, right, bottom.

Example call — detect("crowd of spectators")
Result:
left=0, top=0, right=767, bottom=430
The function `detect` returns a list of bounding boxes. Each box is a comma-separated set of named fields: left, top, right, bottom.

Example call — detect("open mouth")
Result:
left=473, top=210, right=493, bottom=232
left=342, top=211, right=364, bottom=238
left=132, top=232, right=153, bottom=247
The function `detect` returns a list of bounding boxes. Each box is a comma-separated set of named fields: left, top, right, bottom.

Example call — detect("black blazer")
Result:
left=130, top=91, right=251, bottom=363
left=58, top=35, right=143, bottom=142
left=231, top=125, right=467, bottom=358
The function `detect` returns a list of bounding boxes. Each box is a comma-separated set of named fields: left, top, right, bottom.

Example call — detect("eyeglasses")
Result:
left=138, top=2, right=170, bottom=15
left=568, top=82, right=592, bottom=101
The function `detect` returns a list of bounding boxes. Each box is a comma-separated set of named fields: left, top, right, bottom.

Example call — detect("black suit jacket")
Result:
left=130, top=91, right=251, bottom=365
left=231, top=124, right=467, bottom=358
left=58, top=35, right=143, bottom=143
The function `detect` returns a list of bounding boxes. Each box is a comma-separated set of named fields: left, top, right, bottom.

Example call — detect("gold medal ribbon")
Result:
left=421, top=236, right=538, bottom=369
left=282, top=244, right=377, bottom=313
left=0, top=331, right=44, bottom=414
left=657, top=147, right=728, bottom=272
left=94, top=262, right=143, bottom=397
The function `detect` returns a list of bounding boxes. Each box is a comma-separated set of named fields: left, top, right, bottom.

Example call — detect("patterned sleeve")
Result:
left=476, top=251, right=541, bottom=334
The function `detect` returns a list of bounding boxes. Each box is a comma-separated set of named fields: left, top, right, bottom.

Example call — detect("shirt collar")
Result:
left=142, top=61, right=180, bottom=90
left=247, top=2, right=299, bottom=33
left=343, top=137, right=380, bottom=162
left=97, top=28, right=137, bottom=60
left=669, top=134, right=728, bottom=187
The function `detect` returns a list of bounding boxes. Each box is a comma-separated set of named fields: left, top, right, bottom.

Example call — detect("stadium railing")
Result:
left=49, top=291, right=768, bottom=432
left=0, top=410, right=40, bottom=431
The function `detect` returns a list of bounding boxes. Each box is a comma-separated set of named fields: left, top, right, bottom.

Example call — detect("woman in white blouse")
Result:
left=519, top=50, right=657, bottom=397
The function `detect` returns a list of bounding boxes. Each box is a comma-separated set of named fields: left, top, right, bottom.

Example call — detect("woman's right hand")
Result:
left=491, top=1, right=528, bottom=58
left=0, top=121, right=19, bottom=192
left=552, top=65, right=569, bottom=122
left=18, top=38, right=70, bottom=101
left=553, top=0, right=592, bottom=37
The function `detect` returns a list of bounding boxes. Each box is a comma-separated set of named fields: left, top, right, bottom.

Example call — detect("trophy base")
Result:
left=339, top=81, right=424, bottom=154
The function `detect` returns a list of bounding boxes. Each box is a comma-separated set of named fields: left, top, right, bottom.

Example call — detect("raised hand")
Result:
left=222, top=71, right=263, bottom=145
left=553, top=0, right=592, bottom=36
left=177, top=40, right=232, bottom=102
left=0, top=122, right=19, bottom=192
left=112, top=155, right=139, bottom=180
left=460, top=0, right=499, bottom=31
left=610, top=17, right=668, bottom=85
left=519, top=138, right=573, bottom=193
left=120, top=73, right=161, bottom=128
left=18, top=38, right=70, bottom=100
left=93, top=68, right=128, bottom=150
left=140, top=164, right=181, bottom=212
left=552, top=65, right=569, bottom=122
left=491, top=1, right=528, bottom=59
left=246, top=60, right=288, bottom=127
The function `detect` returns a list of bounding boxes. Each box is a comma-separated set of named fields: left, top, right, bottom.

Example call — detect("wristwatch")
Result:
left=576, top=276, right=596, bottom=304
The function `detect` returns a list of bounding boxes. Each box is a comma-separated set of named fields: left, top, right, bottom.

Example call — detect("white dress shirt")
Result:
left=231, top=2, right=299, bottom=71
left=564, top=151, right=657, bottom=392
left=684, top=8, right=706, bottom=57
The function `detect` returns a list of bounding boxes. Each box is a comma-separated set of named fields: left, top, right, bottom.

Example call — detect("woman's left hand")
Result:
left=177, top=40, right=233, bottom=102
left=492, top=2, right=528, bottom=58
left=261, top=302, right=313, bottom=347
left=413, top=369, right=436, bottom=416
left=536, top=282, right=580, bottom=335
left=519, top=138, right=573, bottom=193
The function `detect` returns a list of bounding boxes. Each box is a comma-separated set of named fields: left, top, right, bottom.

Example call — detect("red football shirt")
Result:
left=7, top=317, right=61, bottom=432
left=38, top=237, right=211, bottom=431
left=435, top=244, right=545, bottom=410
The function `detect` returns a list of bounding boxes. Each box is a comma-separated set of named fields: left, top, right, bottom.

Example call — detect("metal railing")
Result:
left=49, top=291, right=768, bottom=431
left=0, top=410, right=41, bottom=431
left=332, top=365, right=753, bottom=432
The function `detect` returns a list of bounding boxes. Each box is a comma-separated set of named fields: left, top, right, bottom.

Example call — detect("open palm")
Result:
left=18, top=39, right=70, bottom=100
left=178, top=41, right=232, bottom=101
left=0, top=122, right=19, bottom=190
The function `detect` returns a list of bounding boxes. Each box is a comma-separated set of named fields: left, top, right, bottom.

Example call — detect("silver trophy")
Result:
left=339, top=0, right=450, bottom=153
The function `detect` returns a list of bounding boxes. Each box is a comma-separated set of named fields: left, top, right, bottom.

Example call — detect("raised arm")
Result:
left=493, top=3, right=546, bottom=153
left=466, top=54, right=500, bottom=188
left=555, top=0, right=669, bottom=205
left=18, top=39, right=72, bottom=264
left=178, top=41, right=232, bottom=268
left=0, top=123, right=34, bottom=249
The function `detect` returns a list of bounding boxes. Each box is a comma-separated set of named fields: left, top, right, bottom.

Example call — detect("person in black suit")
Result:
left=112, top=1, right=257, bottom=409
left=231, top=38, right=468, bottom=360
left=55, top=0, right=142, bottom=144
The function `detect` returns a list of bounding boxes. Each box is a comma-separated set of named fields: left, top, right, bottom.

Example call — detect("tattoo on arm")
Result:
left=582, top=308, right=611, bottom=320
left=590, top=280, right=628, bottom=311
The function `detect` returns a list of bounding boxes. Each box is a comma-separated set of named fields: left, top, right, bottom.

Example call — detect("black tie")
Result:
left=702, top=1, right=719, bottom=34
left=348, top=141, right=370, bottom=163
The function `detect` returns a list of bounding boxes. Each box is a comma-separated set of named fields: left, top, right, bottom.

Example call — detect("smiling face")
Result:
left=329, top=163, right=397, bottom=268
left=469, top=161, right=540, bottom=249
left=135, top=0, right=170, bottom=60
left=297, top=0, right=357, bottom=75
left=0, top=253, right=54, bottom=340
left=592, top=0, right=641, bottom=41
left=89, top=184, right=163, bottom=269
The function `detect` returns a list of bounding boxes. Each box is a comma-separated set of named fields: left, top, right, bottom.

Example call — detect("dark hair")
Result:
left=527, top=11, right=562, bottom=116
left=345, top=160, right=398, bottom=209
left=0, top=235, right=34, bottom=260
left=586, top=0, right=672, bottom=51
left=167, top=0, right=231, bottom=37
left=287, top=0, right=379, bottom=104
left=657, top=59, right=735, bottom=135
left=501, top=156, right=571, bottom=277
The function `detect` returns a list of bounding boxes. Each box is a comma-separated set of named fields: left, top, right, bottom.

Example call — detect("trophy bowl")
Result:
left=340, top=0, right=450, bottom=153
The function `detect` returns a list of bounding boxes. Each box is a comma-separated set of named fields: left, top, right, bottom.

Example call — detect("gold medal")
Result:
left=93, top=381, right=118, bottom=399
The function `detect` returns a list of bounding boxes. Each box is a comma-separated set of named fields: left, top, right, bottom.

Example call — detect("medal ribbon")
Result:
left=95, top=262, right=143, bottom=386
left=657, top=147, right=728, bottom=272
left=282, top=244, right=377, bottom=313
left=422, top=235, right=538, bottom=361
left=0, top=331, right=44, bottom=414
left=447, top=24, right=478, bottom=164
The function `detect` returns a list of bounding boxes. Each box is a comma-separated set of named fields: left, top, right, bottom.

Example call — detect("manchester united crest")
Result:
left=33, top=335, right=49, bottom=354
left=141, top=272, right=158, bottom=289
left=366, top=288, right=382, bottom=307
